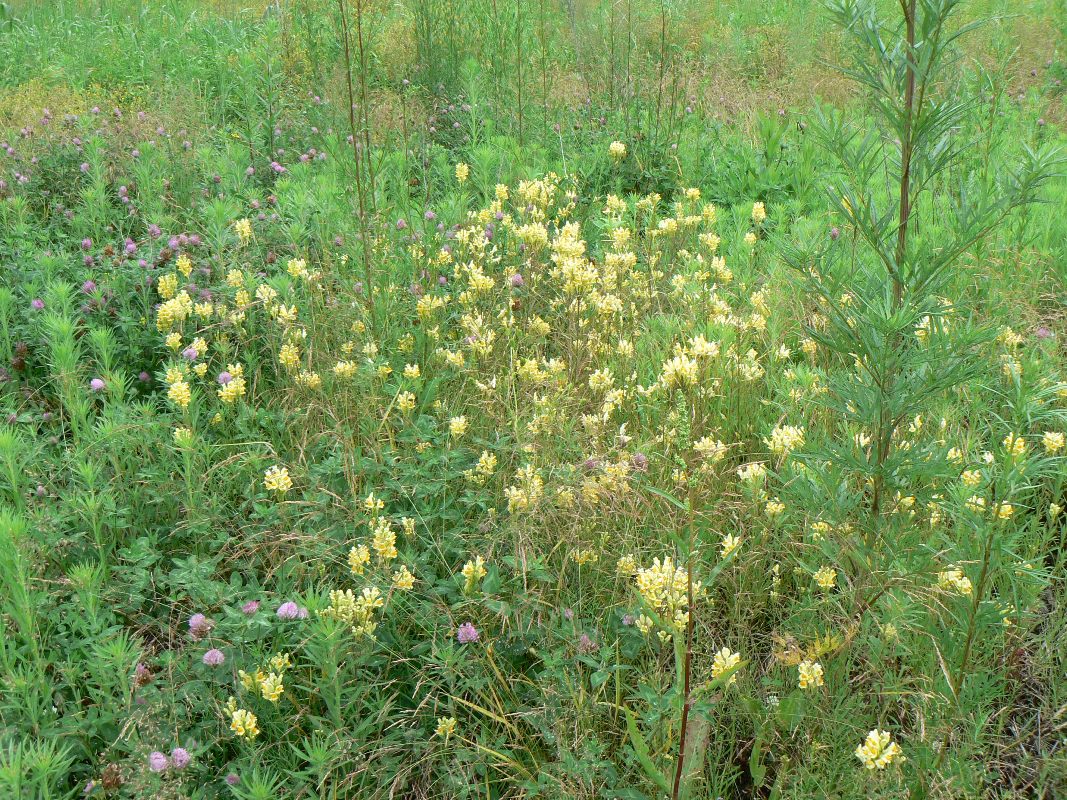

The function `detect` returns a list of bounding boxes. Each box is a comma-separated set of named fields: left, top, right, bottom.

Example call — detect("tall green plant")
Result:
left=778, top=0, right=1062, bottom=790
left=782, top=0, right=1060, bottom=516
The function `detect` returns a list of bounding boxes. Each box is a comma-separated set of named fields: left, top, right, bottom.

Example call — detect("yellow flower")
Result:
left=371, top=518, right=397, bottom=561
left=218, top=376, right=246, bottom=404
left=397, top=391, right=416, bottom=413
left=233, top=218, right=253, bottom=245
left=720, top=534, right=741, bottom=559
left=994, top=501, right=1014, bottom=520
left=766, top=425, right=805, bottom=457
left=435, top=716, right=457, bottom=739
left=449, top=416, right=468, bottom=438
left=279, top=343, right=300, bottom=371
left=797, top=659, right=824, bottom=689
left=287, top=258, right=308, bottom=279
left=810, top=521, right=832, bottom=541
left=751, top=201, right=767, bottom=225
left=660, top=353, right=699, bottom=389
left=260, top=672, right=284, bottom=702
left=269, top=652, right=292, bottom=673
left=229, top=708, right=259, bottom=739
left=608, top=141, right=627, bottom=160
left=711, top=647, right=741, bottom=686
left=455, top=162, right=469, bottom=183
left=173, top=427, right=194, bottom=447
left=937, top=567, right=972, bottom=596
left=1002, top=433, right=1027, bottom=458
left=765, top=498, right=786, bottom=517
left=264, top=465, right=293, bottom=494
left=855, top=729, right=904, bottom=770
left=462, top=556, right=487, bottom=592
left=296, top=370, right=321, bottom=389
left=392, top=565, right=415, bottom=590
left=403, top=363, right=421, bottom=380
left=333, top=360, right=358, bottom=379
left=635, top=557, right=695, bottom=634
left=348, top=544, right=370, bottom=575
left=1042, top=431, right=1064, bottom=454
left=157, top=272, right=178, bottom=300
left=813, top=566, right=837, bottom=590
left=167, top=380, right=191, bottom=409
left=736, top=463, right=765, bottom=483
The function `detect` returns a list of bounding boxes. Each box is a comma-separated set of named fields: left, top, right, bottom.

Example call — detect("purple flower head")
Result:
left=510, top=273, right=524, bottom=288
left=225, top=773, right=240, bottom=786
left=438, top=275, right=448, bottom=286
left=630, top=453, right=649, bottom=471
left=241, top=600, right=260, bottom=615
left=276, top=601, right=307, bottom=620
left=202, top=648, right=225, bottom=666
left=82, top=280, right=96, bottom=294
left=148, top=751, right=168, bottom=773
left=217, top=371, right=232, bottom=385
left=83, top=255, right=93, bottom=267
left=578, top=633, right=597, bottom=653
left=31, top=298, right=44, bottom=310
left=424, top=210, right=436, bottom=221
left=1036, top=326, right=1053, bottom=340
left=563, top=608, right=574, bottom=621
left=80, top=162, right=90, bottom=173
left=170, top=748, right=191, bottom=769
left=456, top=622, right=479, bottom=644
left=134, top=662, right=152, bottom=686
left=139, top=371, right=151, bottom=383
left=396, top=218, right=407, bottom=231
left=182, top=347, right=199, bottom=361
left=830, top=226, right=841, bottom=240
left=148, top=224, right=161, bottom=239
left=90, top=378, right=105, bottom=393
left=81, top=238, right=92, bottom=250
left=125, top=240, right=137, bottom=255
left=188, top=613, right=213, bottom=640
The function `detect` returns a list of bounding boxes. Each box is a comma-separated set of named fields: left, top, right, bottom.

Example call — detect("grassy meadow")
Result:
left=0, top=0, right=1066, bottom=797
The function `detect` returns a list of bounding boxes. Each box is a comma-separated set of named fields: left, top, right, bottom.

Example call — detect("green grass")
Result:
left=0, top=1, right=1065, bottom=798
